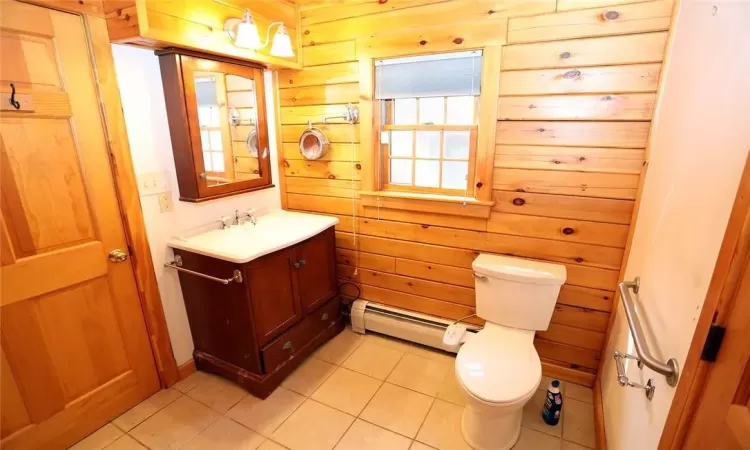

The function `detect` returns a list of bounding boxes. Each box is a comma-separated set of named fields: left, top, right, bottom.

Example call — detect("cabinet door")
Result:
left=294, top=228, right=337, bottom=313
left=247, top=247, right=301, bottom=346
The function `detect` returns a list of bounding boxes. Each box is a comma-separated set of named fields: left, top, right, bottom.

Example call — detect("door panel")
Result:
left=249, top=247, right=302, bottom=346
left=295, top=227, right=337, bottom=313
left=0, top=3, right=159, bottom=448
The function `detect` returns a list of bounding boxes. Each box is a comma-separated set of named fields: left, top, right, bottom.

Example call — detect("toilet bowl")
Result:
left=456, top=254, right=566, bottom=449
left=456, top=323, right=541, bottom=450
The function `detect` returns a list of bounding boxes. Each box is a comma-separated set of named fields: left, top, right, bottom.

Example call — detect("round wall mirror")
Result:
left=299, top=128, right=329, bottom=160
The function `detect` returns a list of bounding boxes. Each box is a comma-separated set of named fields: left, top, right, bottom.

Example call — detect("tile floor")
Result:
left=71, top=329, right=596, bottom=450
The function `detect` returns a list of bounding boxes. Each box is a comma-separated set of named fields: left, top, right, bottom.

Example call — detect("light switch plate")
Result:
left=138, top=171, right=170, bottom=196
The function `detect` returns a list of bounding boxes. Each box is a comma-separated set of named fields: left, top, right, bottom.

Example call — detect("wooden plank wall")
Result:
left=278, top=0, right=675, bottom=386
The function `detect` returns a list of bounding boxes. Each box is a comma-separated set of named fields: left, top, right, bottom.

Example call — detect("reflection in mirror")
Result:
left=194, top=73, right=261, bottom=187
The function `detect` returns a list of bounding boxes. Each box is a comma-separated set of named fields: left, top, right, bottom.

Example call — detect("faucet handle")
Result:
left=219, top=216, right=232, bottom=229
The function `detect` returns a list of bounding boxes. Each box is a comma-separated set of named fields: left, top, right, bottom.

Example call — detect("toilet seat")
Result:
left=456, top=323, right=541, bottom=404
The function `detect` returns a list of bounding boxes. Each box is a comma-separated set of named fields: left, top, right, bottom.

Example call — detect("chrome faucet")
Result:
left=231, top=209, right=259, bottom=226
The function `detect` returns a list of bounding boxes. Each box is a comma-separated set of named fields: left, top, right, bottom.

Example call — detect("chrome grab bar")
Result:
left=165, top=255, right=243, bottom=285
left=618, top=278, right=679, bottom=386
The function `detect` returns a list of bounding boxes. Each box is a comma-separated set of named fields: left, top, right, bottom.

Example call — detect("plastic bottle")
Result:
left=541, top=380, right=563, bottom=426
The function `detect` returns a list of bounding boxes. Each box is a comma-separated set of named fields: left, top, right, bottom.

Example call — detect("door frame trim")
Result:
left=657, top=153, right=750, bottom=449
left=82, top=13, right=181, bottom=387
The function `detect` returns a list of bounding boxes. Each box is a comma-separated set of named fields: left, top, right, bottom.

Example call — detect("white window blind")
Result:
left=375, top=51, right=482, bottom=100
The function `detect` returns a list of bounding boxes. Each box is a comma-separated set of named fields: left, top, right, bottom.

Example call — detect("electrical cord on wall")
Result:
left=338, top=281, right=361, bottom=305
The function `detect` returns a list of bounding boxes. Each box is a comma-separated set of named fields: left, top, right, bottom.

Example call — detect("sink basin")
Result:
left=168, top=210, right=339, bottom=263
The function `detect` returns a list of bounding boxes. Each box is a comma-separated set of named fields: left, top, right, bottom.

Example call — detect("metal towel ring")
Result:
left=299, top=122, right=330, bottom=160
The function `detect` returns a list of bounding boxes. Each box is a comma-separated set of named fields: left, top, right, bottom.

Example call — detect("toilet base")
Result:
left=460, top=401, right=523, bottom=450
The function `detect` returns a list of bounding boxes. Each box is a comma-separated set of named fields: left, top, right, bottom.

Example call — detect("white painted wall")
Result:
left=111, top=45, right=282, bottom=365
left=601, top=1, right=750, bottom=449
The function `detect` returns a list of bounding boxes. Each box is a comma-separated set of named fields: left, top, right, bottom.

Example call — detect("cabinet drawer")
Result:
left=261, top=298, right=341, bottom=373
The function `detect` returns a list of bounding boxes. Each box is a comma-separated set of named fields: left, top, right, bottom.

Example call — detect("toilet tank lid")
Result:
left=472, top=254, right=567, bottom=285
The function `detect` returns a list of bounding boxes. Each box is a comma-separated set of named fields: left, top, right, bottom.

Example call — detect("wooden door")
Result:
left=682, top=199, right=750, bottom=449
left=248, top=247, right=302, bottom=347
left=0, top=3, right=160, bottom=448
left=295, top=228, right=337, bottom=313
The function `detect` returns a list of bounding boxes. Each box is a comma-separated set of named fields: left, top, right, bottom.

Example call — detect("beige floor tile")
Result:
left=410, top=442, right=437, bottom=450
left=129, top=396, right=219, bottom=450
left=113, top=389, right=182, bottom=431
left=335, top=419, right=412, bottom=450
left=311, top=367, right=382, bottom=415
left=272, top=399, right=355, bottom=450
left=513, top=427, right=562, bottom=450
left=282, top=357, right=337, bottom=396
left=565, top=384, right=594, bottom=404
left=415, top=399, right=472, bottom=450
left=257, top=441, right=289, bottom=450
left=226, top=387, right=305, bottom=437
left=186, top=374, right=248, bottom=413
left=387, top=353, right=450, bottom=396
left=70, top=423, right=123, bottom=450
left=182, top=416, right=265, bottom=450
left=364, top=333, right=413, bottom=352
left=360, top=383, right=434, bottom=438
left=562, top=399, right=595, bottom=448
left=341, top=340, right=404, bottom=380
left=539, top=377, right=565, bottom=394
left=562, top=440, right=592, bottom=450
left=313, top=329, right=363, bottom=365
left=104, top=435, right=147, bottom=450
left=172, top=371, right=211, bottom=394
left=406, top=345, right=456, bottom=365
left=523, top=389, right=562, bottom=438
left=436, top=372, right=467, bottom=407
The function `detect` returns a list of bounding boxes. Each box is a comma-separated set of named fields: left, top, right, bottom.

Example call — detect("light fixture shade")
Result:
left=270, top=25, right=295, bottom=58
left=231, top=9, right=262, bottom=49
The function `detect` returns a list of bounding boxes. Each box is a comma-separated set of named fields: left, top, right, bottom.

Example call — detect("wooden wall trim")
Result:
left=85, top=15, right=180, bottom=387
left=594, top=377, right=607, bottom=449
left=19, top=0, right=106, bottom=17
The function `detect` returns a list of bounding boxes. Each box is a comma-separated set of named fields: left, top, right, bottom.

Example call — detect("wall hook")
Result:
left=9, top=83, right=21, bottom=110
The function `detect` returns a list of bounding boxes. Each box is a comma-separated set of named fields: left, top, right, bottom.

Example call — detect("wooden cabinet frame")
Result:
left=158, top=49, right=274, bottom=202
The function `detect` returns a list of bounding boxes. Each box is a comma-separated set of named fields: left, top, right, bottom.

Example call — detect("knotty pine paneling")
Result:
left=277, top=0, right=674, bottom=385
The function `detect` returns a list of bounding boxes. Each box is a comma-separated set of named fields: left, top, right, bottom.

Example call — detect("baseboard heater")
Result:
left=350, top=299, right=479, bottom=353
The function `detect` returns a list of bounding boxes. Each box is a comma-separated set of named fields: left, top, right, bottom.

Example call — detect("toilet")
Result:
left=456, top=254, right=567, bottom=450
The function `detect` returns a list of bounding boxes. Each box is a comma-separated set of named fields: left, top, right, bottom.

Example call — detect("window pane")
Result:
left=200, top=130, right=210, bottom=150
left=444, top=131, right=470, bottom=159
left=203, top=152, right=212, bottom=171
left=390, top=159, right=412, bottom=185
left=210, top=106, right=220, bottom=126
left=415, top=160, right=440, bottom=188
left=390, top=131, right=412, bottom=157
left=211, top=152, right=225, bottom=172
left=415, top=131, right=440, bottom=158
left=198, top=107, right=212, bottom=127
left=209, top=130, right=223, bottom=150
left=394, top=98, right=417, bottom=124
left=442, top=161, right=469, bottom=190
left=446, top=96, right=475, bottom=125
left=419, top=97, right=444, bottom=125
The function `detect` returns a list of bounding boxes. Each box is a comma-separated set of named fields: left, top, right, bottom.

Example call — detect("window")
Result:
left=195, top=77, right=225, bottom=173
left=375, top=51, right=482, bottom=196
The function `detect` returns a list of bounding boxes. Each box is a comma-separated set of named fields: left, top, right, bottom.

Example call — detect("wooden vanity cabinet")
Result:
left=174, top=227, right=341, bottom=398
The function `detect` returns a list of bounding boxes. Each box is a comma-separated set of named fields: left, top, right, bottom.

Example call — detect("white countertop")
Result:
left=167, top=210, right=339, bottom=264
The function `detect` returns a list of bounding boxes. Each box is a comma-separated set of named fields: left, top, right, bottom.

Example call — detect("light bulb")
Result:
left=233, top=9, right=261, bottom=49
left=270, top=24, right=295, bottom=58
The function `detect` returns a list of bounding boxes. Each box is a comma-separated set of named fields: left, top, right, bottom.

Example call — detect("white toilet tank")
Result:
left=473, top=254, right=567, bottom=331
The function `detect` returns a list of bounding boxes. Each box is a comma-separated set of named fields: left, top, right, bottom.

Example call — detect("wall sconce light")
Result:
left=224, top=9, right=295, bottom=58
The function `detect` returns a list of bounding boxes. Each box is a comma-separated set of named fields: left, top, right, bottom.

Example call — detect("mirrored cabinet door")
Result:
left=158, top=49, right=272, bottom=202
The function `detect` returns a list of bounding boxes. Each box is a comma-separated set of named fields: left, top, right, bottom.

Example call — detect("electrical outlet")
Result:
left=158, top=191, right=174, bottom=213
